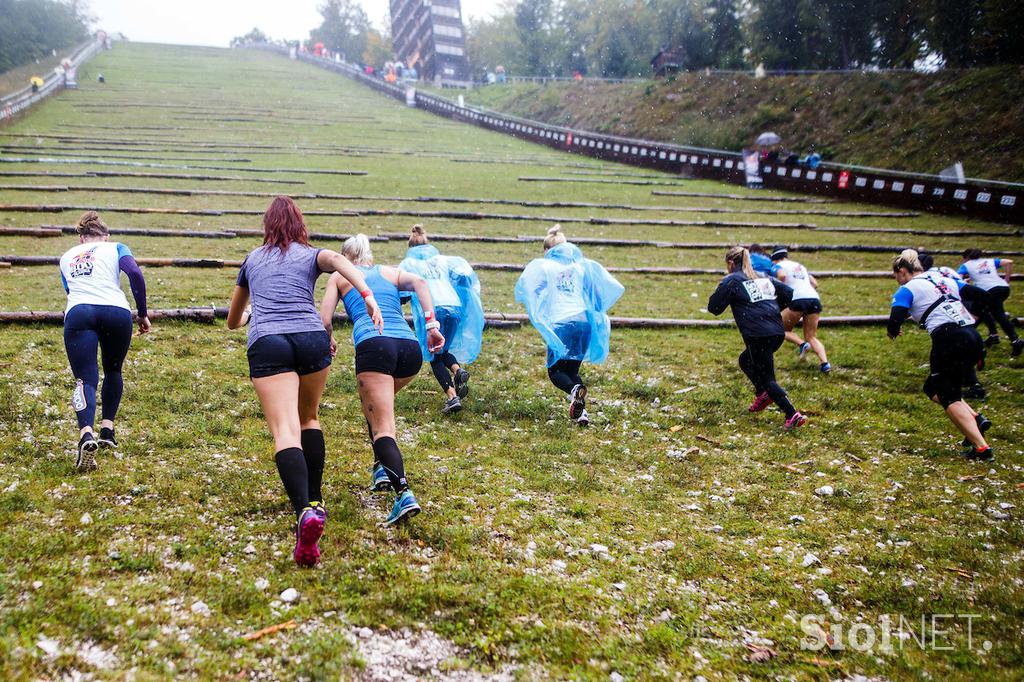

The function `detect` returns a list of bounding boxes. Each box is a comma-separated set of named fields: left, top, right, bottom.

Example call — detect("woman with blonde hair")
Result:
left=320, top=234, right=444, bottom=525
left=399, top=224, right=484, bottom=414
left=514, top=225, right=624, bottom=426
left=227, top=196, right=381, bottom=567
left=707, top=246, right=806, bottom=430
left=888, top=249, right=993, bottom=460
left=60, top=211, right=150, bottom=471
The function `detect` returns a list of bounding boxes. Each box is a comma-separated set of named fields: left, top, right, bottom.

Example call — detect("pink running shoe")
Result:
left=784, top=412, right=807, bottom=431
left=748, top=391, right=773, bottom=413
left=294, top=507, right=325, bottom=568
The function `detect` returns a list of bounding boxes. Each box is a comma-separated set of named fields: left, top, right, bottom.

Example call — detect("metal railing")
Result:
left=1, top=38, right=104, bottom=122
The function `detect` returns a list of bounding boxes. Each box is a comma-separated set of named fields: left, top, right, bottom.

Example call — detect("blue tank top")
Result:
left=342, top=265, right=417, bottom=346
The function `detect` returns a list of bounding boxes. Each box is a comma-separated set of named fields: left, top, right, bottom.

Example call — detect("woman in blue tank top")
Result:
left=320, top=234, right=445, bottom=526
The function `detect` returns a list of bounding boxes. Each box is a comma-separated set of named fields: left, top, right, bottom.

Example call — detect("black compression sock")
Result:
left=371, top=436, right=408, bottom=492
left=275, top=447, right=310, bottom=516
left=301, top=429, right=326, bottom=503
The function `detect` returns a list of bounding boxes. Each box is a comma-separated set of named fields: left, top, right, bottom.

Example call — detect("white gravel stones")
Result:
left=802, top=553, right=821, bottom=568
left=814, top=485, right=835, bottom=497
left=254, top=577, right=269, bottom=591
left=812, top=588, right=832, bottom=607
left=80, top=512, right=92, bottom=525
left=36, top=635, right=60, bottom=657
left=279, top=588, right=299, bottom=603
left=190, top=600, right=211, bottom=617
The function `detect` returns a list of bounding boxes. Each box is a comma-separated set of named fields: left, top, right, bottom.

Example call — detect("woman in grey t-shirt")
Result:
left=227, top=196, right=382, bottom=568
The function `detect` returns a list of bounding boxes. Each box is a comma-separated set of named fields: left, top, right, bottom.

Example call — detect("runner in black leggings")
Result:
left=708, top=246, right=806, bottom=431
left=59, top=211, right=150, bottom=472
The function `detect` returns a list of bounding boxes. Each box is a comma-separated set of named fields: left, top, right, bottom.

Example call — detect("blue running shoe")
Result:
left=798, top=342, right=811, bottom=360
left=820, top=362, right=832, bottom=374
left=371, top=462, right=392, bottom=493
left=384, top=490, right=421, bottom=526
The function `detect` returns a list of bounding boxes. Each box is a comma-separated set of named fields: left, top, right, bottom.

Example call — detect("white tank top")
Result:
left=775, top=259, right=819, bottom=301
left=59, top=241, right=131, bottom=313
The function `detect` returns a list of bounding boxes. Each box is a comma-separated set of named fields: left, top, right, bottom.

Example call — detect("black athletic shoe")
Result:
left=453, top=369, right=470, bottom=399
left=76, top=432, right=98, bottom=472
left=98, top=427, right=117, bottom=449
left=442, top=395, right=462, bottom=414
left=568, top=384, right=587, bottom=421
left=962, top=383, right=987, bottom=400
left=962, top=413, right=992, bottom=447
left=962, top=445, right=994, bottom=461
left=984, top=334, right=1001, bottom=348
left=1012, top=338, right=1024, bottom=357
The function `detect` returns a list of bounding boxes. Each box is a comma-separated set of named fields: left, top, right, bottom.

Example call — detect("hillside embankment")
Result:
left=457, top=66, right=1024, bottom=183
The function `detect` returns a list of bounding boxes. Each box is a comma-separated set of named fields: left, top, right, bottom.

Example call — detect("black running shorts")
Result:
left=247, top=330, right=332, bottom=379
left=789, top=298, right=823, bottom=315
left=922, top=324, right=982, bottom=407
left=354, top=336, right=422, bottom=378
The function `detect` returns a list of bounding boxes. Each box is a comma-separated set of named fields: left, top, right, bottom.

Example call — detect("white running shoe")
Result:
left=575, top=408, right=590, bottom=427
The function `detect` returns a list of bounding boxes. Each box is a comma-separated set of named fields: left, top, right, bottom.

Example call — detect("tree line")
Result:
left=0, top=0, right=90, bottom=73
left=467, top=0, right=1024, bottom=78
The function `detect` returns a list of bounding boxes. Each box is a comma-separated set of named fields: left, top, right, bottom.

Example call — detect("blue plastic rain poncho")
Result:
left=514, top=242, right=625, bottom=366
left=399, top=244, right=485, bottom=365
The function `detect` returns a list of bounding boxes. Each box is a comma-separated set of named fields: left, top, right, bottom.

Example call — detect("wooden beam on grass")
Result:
left=652, top=190, right=830, bottom=204
left=0, top=170, right=303, bottom=184
left=519, top=176, right=688, bottom=187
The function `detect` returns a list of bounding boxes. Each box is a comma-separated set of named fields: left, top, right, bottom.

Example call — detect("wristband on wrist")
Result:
left=425, top=320, right=441, bottom=331
left=424, top=310, right=434, bottom=321
left=360, top=288, right=373, bottom=299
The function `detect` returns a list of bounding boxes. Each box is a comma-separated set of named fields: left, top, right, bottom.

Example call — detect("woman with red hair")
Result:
left=227, top=196, right=382, bottom=567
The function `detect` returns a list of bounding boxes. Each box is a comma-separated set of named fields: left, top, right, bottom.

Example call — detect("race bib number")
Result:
left=938, top=301, right=968, bottom=327
left=743, top=278, right=776, bottom=303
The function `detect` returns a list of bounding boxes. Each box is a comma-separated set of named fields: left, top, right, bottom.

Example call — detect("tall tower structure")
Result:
left=389, top=0, right=470, bottom=84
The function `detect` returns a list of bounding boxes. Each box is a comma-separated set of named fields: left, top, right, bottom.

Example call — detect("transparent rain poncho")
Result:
left=514, top=242, right=625, bottom=366
left=399, top=244, right=484, bottom=365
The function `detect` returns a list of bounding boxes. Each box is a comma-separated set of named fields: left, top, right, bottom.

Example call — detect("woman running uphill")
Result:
left=958, top=248, right=1021, bottom=357
left=889, top=249, right=994, bottom=460
left=515, top=226, right=624, bottom=426
left=320, top=234, right=445, bottom=526
left=227, top=197, right=382, bottom=567
left=399, top=225, right=484, bottom=414
left=770, top=248, right=831, bottom=373
left=60, top=211, right=150, bottom=471
left=708, top=246, right=807, bottom=431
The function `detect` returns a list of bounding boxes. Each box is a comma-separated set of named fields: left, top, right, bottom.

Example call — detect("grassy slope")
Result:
left=0, top=43, right=1022, bottom=680
left=454, top=66, right=1024, bottom=182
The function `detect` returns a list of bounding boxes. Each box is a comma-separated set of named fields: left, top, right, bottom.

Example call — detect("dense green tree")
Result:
left=707, top=0, right=745, bottom=68
left=514, top=0, right=556, bottom=75
left=0, top=0, right=89, bottom=73
left=309, top=0, right=371, bottom=62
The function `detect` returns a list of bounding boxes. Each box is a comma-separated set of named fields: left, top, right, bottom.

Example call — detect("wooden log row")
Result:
left=0, top=144, right=372, bottom=160
left=520, top=176, right=688, bottom=187
left=0, top=184, right=925, bottom=220
left=9, top=225, right=1022, bottom=257
left=0, top=158, right=368, bottom=176
left=651, top=190, right=830, bottom=204
left=5, top=254, right=1017, bottom=281
left=0, top=307, right=522, bottom=329
left=0, top=149, right=256, bottom=163
left=0, top=170, right=303, bottom=184
left=2, top=202, right=995, bottom=235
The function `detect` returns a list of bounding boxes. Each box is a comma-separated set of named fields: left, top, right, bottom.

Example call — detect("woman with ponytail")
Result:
left=320, top=234, right=445, bottom=527
left=398, top=224, right=484, bottom=414
left=227, top=196, right=382, bottom=567
left=888, top=249, right=994, bottom=460
left=707, top=246, right=807, bottom=431
left=60, top=211, right=150, bottom=472
left=515, top=225, right=624, bottom=426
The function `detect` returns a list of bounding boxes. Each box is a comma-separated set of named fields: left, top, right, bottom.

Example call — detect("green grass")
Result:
left=448, top=67, right=1024, bottom=183
left=0, top=43, right=1022, bottom=680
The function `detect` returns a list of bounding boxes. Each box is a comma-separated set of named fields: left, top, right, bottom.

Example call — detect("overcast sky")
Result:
left=88, top=0, right=507, bottom=47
